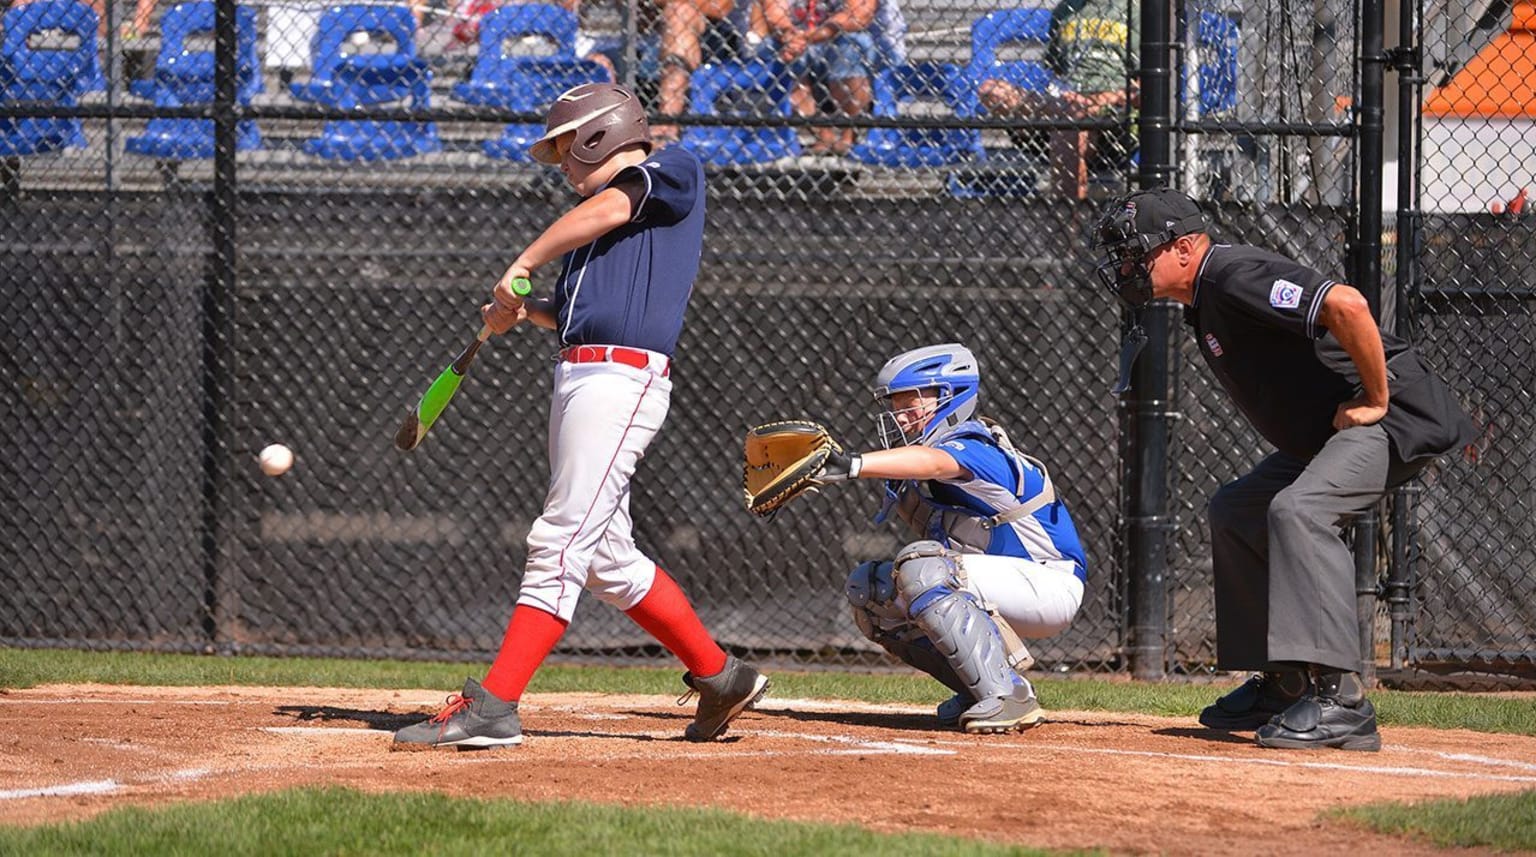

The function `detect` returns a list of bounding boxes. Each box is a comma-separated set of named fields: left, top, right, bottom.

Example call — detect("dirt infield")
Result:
left=3, top=684, right=1534, bottom=854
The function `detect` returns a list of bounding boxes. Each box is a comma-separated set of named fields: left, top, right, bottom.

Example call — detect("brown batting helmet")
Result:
left=529, top=83, right=652, bottom=166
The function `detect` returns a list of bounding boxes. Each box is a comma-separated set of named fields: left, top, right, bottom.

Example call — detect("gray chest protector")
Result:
left=888, top=418, right=1057, bottom=552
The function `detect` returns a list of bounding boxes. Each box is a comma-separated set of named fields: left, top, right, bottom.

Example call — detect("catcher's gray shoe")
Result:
left=392, top=678, right=522, bottom=751
left=960, top=683, right=1044, bottom=734
left=680, top=655, right=770, bottom=741
left=1198, top=671, right=1310, bottom=731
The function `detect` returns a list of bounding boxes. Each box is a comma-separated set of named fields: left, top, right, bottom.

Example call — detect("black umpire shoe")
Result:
left=391, top=678, right=522, bottom=751
left=1256, top=670, right=1382, bottom=751
left=1197, top=671, right=1310, bottom=731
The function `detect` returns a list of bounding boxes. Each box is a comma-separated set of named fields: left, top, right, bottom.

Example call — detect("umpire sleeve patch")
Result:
left=1269, top=279, right=1304, bottom=309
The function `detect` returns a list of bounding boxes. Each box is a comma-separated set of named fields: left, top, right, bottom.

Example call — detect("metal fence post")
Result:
left=1353, top=0, right=1388, bottom=685
left=1125, top=0, right=1177, bottom=679
left=1386, top=0, right=1426, bottom=672
left=204, top=0, right=241, bottom=650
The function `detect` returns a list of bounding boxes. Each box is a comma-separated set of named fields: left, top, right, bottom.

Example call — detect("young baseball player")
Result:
left=394, top=82, right=769, bottom=750
left=819, top=344, right=1089, bottom=733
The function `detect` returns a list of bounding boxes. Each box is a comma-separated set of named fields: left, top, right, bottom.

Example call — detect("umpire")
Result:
left=1091, top=187, right=1474, bottom=751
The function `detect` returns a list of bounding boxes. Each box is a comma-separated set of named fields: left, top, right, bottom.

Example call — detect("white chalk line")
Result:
left=752, top=730, right=954, bottom=755
left=0, top=780, right=120, bottom=800
left=889, top=737, right=1536, bottom=784
left=1414, top=750, right=1536, bottom=773
left=4, top=698, right=231, bottom=706
left=260, top=726, right=378, bottom=736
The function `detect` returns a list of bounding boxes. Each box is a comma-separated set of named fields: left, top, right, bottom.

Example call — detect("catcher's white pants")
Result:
left=517, top=355, right=672, bottom=622
left=960, top=555, right=1084, bottom=639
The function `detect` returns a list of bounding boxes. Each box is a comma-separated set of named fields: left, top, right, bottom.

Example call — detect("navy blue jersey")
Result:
left=552, top=146, right=706, bottom=357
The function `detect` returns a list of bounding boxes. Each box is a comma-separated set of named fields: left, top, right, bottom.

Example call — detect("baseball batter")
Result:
left=821, top=344, right=1088, bottom=733
left=1091, top=187, right=1475, bottom=751
left=394, top=83, right=768, bottom=750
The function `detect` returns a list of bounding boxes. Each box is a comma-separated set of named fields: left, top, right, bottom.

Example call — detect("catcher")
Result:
left=744, top=343, right=1088, bottom=733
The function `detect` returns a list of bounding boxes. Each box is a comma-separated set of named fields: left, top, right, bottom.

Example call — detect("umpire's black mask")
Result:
left=1091, top=188, right=1208, bottom=393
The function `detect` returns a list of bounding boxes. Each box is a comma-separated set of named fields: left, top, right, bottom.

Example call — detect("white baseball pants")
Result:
left=960, top=555, right=1085, bottom=639
left=517, top=354, right=672, bottom=621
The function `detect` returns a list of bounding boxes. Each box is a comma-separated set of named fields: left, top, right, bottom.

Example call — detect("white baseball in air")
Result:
left=259, top=443, right=294, bottom=477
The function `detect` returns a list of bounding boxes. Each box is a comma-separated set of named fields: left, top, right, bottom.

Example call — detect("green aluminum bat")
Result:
left=394, top=278, right=530, bottom=451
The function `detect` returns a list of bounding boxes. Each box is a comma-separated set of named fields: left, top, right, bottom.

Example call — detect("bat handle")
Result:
left=510, top=277, right=532, bottom=296
left=451, top=326, right=493, bottom=374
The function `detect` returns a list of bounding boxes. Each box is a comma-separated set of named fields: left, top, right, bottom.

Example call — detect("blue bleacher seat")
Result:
left=957, top=7, right=1059, bottom=119
left=849, top=61, right=983, bottom=168
left=1196, top=11, right=1239, bottom=116
left=0, top=0, right=98, bottom=155
left=680, top=58, right=800, bottom=166
left=125, top=1, right=262, bottom=159
left=944, top=8, right=1061, bottom=198
left=450, top=4, right=610, bottom=161
left=291, top=4, right=440, bottom=160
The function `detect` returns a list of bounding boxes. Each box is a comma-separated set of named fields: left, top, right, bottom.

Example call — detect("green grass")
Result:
left=3, top=647, right=1534, bottom=736
left=1334, top=790, right=1536, bottom=851
left=0, top=787, right=1067, bottom=857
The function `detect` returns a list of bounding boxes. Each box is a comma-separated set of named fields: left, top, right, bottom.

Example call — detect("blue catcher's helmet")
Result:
left=872, top=343, right=980, bottom=447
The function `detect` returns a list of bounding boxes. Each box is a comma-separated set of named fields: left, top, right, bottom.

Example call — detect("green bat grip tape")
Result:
left=511, top=277, right=532, bottom=296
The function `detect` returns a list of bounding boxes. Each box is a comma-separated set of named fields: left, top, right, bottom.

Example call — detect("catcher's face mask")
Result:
left=876, top=389, right=946, bottom=449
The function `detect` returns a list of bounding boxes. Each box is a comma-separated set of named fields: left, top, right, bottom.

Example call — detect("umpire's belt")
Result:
left=561, top=344, right=670, bottom=377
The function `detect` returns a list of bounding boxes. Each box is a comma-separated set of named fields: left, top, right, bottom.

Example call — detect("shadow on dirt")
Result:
left=274, top=705, right=420, bottom=731
left=1151, top=726, right=1256, bottom=745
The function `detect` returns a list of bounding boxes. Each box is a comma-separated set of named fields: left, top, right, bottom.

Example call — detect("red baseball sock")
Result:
left=625, top=566, right=728, bottom=678
left=480, top=604, right=569, bottom=702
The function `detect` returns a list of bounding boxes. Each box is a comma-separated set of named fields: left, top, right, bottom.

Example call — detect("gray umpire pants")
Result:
left=1208, top=423, right=1427, bottom=674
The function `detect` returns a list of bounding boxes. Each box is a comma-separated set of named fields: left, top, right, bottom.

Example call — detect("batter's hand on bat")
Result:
left=482, top=270, right=533, bottom=335
left=1333, top=397, right=1388, bottom=430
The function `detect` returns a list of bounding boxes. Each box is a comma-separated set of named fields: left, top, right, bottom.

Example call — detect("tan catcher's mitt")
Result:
left=742, top=420, right=861, bottom=517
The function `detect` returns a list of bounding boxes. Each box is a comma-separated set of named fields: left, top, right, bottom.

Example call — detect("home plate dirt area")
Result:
left=3, top=684, right=1534, bottom=855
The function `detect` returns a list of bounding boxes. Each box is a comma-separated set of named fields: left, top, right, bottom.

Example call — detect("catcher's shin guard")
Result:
left=848, top=559, right=971, bottom=699
left=895, top=542, right=1038, bottom=732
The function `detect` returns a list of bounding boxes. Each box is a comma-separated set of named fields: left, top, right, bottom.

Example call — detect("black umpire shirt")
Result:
left=1185, top=244, right=1475, bottom=462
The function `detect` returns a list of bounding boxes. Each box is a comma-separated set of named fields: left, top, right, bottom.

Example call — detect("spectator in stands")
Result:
left=564, top=0, right=749, bottom=144
left=978, top=0, right=1138, bottom=198
left=761, top=0, right=877, bottom=156
left=654, top=0, right=743, bottom=142
left=120, top=0, right=157, bottom=40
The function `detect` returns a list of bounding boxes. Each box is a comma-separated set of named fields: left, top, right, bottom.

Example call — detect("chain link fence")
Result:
left=2, top=0, right=1532, bottom=683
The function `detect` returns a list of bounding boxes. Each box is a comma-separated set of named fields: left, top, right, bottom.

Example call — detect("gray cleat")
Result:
left=960, top=683, right=1045, bottom=734
left=680, top=655, right=770, bottom=741
left=392, top=678, right=523, bottom=751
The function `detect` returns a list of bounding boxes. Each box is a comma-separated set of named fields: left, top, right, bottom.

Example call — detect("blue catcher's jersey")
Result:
left=884, top=420, right=1089, bottom=582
